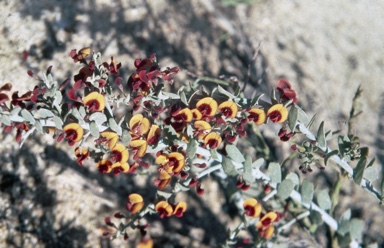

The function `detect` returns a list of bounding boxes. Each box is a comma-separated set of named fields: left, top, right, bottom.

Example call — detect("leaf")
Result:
left=353, top=156, right=367, bottom=185
left=349, top=218, right=364, bottom=240
left=225, top=144, right=245, bottom=163
left=179, top=91, right=188, bottom=106
left=309, top=210, right=323, bottom=225
left=268, top=162, right=281, bottom=184
left=109, top=118, right=122, bottom=135
left=186, top=139, right=198, bottom=159
left=217, top=85, right=236, bottom=99
left=252, top=158, right=265, bottom=169
left=35, top=120, right=43, bottom=134
left=276, top=179, right=294, bottom=199
left=288, top=105, right=298, bottom=131
left=1, top=114, right=11, bottom=126
left=316, top=121, right=326, bottom=150
left=53, top=116, right=63, bottom=129
left=317, top=190, right=332, bottom=210
left=121, top=130, right=132, bottom=146
left=325, top=149, right=339, bottom=165
left=37, top=108, right=55, bottom=118
left=364, top=166, right=379, bottom=182
left=295, top=105, right=310, bottom=125
left=337, top=234, right=352, bottom=247
left=285, top=172, right=300, bottom=186
left=89, top=112, right=107, bottom=125
left=243, top=155, right=253, bottom=184
left=222, top=156, right=238, bottom=176
left=210, top=149, right=219, bottom=160
left=301, top=179, right=314, bottom=205
left=157, top=190, right=173, bottom=200
left=89, top=121, right=99, bottom=138
left=78, top=106, right=86, bottom=118
left=21, top=109, right=35, bottom=124
left=325, top=130, right=333, bottom=141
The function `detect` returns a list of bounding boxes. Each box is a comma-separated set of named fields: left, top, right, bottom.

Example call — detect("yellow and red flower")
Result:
left=83, top=91, right=105, bottom=112
left=129, top=114, right=151, bottom=138
left=137, top=238, right=153, bottom=248
left=219, top=100, right=238, bottom=118
left=191, top=108, right=202, bottom=120
left=130, top=139, right=148, bottom=160
left=156, top=152, right=185, bottom=174
left=193, top=120, right=211, bottom=140
left=196, top=97, right=218, bottom=117
left=243, top=198, right=262, bottom=218
left=154, top=170, right=172, bottom=189
left=155, top=201, right=174, bottom=218
left=256, top=211, right=278, bottom=239
left=63, top=123, right=84, bottom=146
left=126, top=193, right=144, bottom=214
left=99, top=131, right=119, bottom=149
left=96, top=159, right=113, bottom=174
left=267, top=104, right=288, bottom=123
left=203, top=132, right=222, bottom=149
left=173, top=201, right=187, bottom=217
left=74, top=146, right=89, bottom=166
left=247, top=108, right=266, bottom=125
left=147, top=124, right=161, bottom=145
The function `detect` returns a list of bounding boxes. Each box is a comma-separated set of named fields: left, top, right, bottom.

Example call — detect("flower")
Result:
left=137, top=238, right=153, bottom=248
left=276, top=78, right=297, bottom=104
left=129, top=114, right=151, bottom=138
left=256, top=211, right=278, bottom=239
left=63, top=123, right=84, bottom=146
left=96, top=159, right=113, bottom=174
left=156, top=152, right=185, bottom=174
left=74, top=146, right=89, bottom=166
left=154, top=170, right=172, bottom=189
left=219, top=100, right=238, bottom=118
left=110, top=143, right=129, bottom=164
left=155, top=201, right=173, bottom=218
left=173, top=201, right=187, bottom=217
left=247, top=108, right=266, bottom=125
left=203, top=132, right=222, bottom=149
left=193, top=120, right=211, bottom=140
left=130, top=139, right=148, bottom=160
left=83, top=92, right=105, bottom=112
left=99, top=131, right=119, bottom=149
left=146, top=125, right=161, bottom=145
left=126, top=193, right=144, bottom=214
left=267, top=104, right=288, bottom=123
left=196, top=97, right=218, bottom=117
left=243, top=198, right=262, bottom=218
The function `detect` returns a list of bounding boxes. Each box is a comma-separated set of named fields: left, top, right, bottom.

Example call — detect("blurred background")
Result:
left=0, top=0, right=383, bottom=247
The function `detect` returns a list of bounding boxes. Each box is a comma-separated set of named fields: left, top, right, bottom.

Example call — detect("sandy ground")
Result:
left=0, top=0, right=384, bottom=247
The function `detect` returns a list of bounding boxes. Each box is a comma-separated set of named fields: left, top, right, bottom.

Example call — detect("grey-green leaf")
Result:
left=109, top=118, right=122, bottom=135
left=277, top=179, right=294, bottom=199
left=316, top=121, right=326, bottom=149
left=325, top=149, right=339, bottom=165
left=353, top=156, right=367, bottom=185
left=89, top=121, right=99, bottom=138
left=1, top=114, right=11, bottom=126
left=225, top=144, right=245, bottom=163
left=210, top=148, right=219, bottom=160
left=285, top=172, right=300, bottom=186
left=89, top=112, right=107, bottom=125
left=243, top=155, right=253, bottom=184
left=21, top=109, right=35, bottom=124
left=121, top=130, right=132, bottom=146
left=222, top=156, right=238, bottom=176
left=364, top=166, right=379, bottom=182
left=37, top=108, right=55, bottom=118
left=186, top=139, right=198, bottom=159
left=317, top=189, right=332, bottom=210
left=288, top=105, right=298, bottom=131
left=349, top=218, right=364, bottom=240
left=268, top=162, right=281, bottom=184
left=35, top=120, right=43, bottom=134
left=301, top=179, right=314, bottom=205
left=53, top=116, right=63, bottom=129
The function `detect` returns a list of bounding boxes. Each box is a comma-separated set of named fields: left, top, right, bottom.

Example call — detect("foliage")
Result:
left=0, top=48, right=381, bottom=247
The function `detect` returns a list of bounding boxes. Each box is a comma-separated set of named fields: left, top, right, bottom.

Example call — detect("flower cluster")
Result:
left=0, top=48, right=309, bottom=246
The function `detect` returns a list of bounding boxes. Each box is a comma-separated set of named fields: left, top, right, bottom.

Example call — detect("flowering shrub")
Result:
left=0, top=48, right=382, bottom=247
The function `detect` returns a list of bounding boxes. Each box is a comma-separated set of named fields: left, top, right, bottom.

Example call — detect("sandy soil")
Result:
left=1, top=0, right=383, bottom=247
